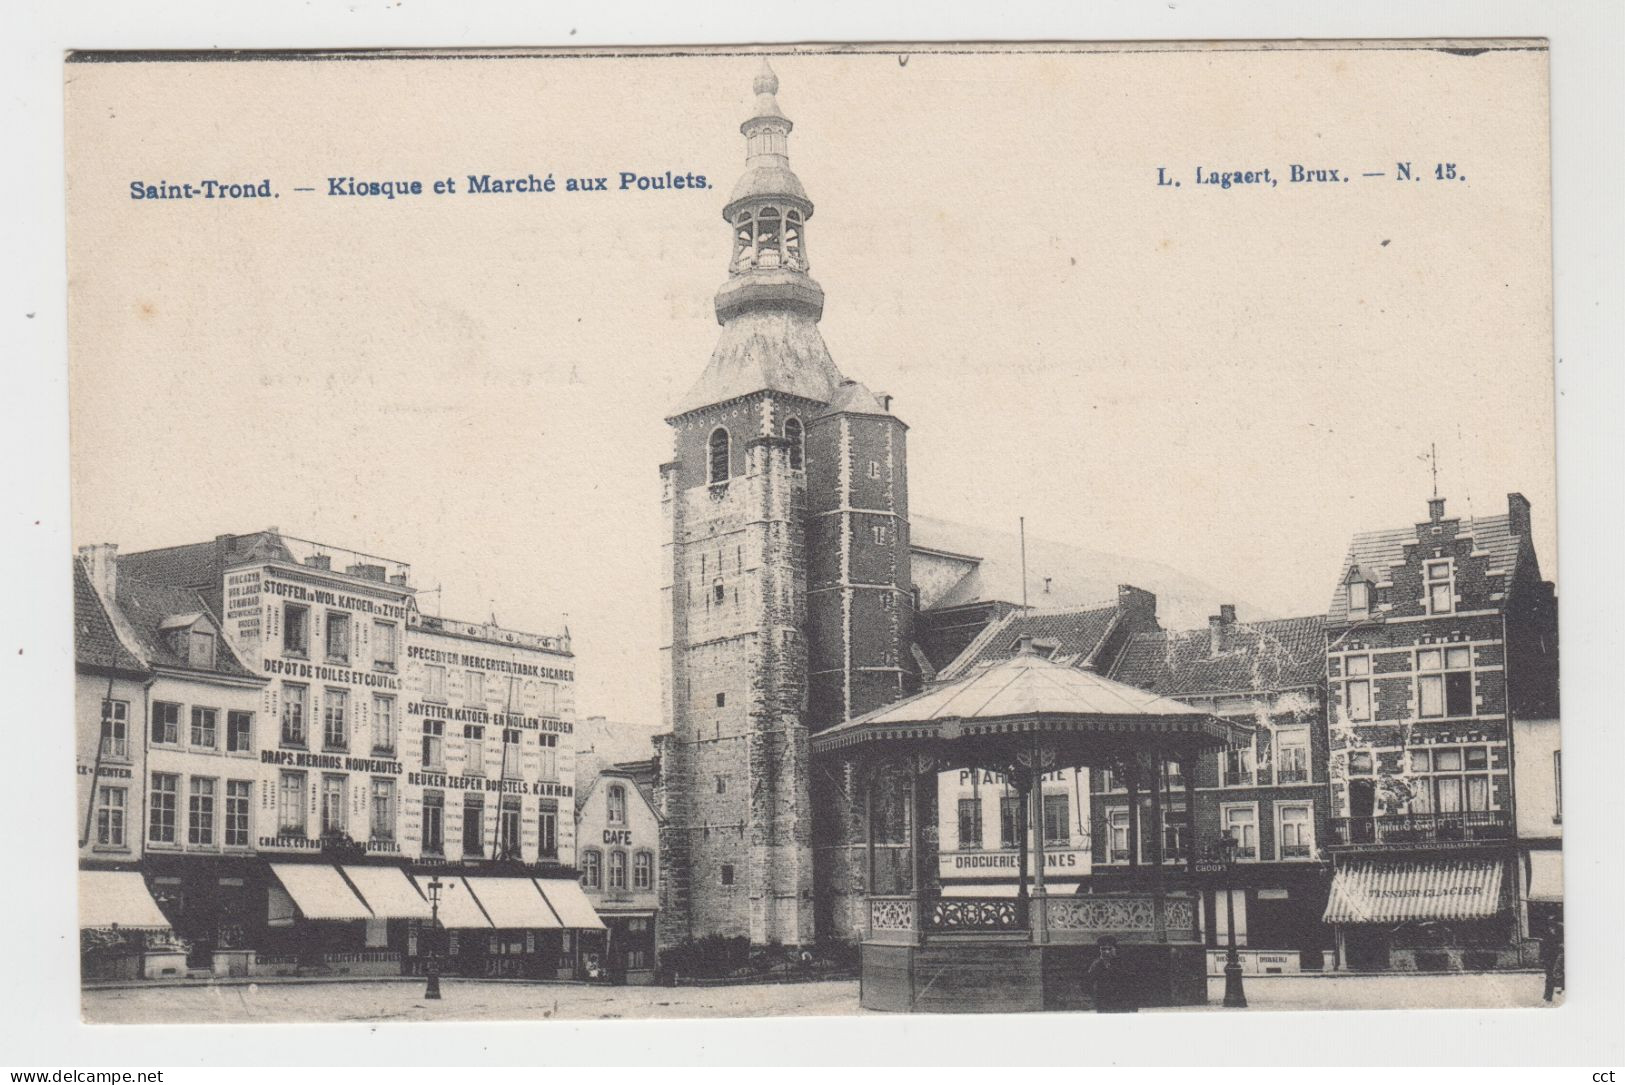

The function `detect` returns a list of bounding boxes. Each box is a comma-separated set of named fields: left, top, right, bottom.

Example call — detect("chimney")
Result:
left=1208, top=605, right=1236, bottom=656
left=1428, top=496, right=1447, bottom=523
left=389, top=572, right=408, bottom=587
left=1116, top=584, right=1159, bottom=631
left=1014, top=634, right=1038, bottom=656
left=1507, top=493, right=1532, bottom=539
left=305, top=555, right=331, bottom=571
left=878, top=393, right=894, bottom=413
left=346, top=563, right=387, bottom=582
left=77, top=543, right=119, bottom=599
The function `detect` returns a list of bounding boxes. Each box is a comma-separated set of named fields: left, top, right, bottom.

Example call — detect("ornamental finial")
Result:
left=753, top=58, right=779, bottom=97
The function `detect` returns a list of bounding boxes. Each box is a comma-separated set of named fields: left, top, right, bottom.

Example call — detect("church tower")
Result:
left=656, top=62, right=914, bottom=949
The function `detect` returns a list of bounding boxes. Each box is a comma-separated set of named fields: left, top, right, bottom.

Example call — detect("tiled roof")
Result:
left=119, top=531, right=293, bottom=589
left=1110, top=615, right=1327, bottom=697
left=114, top=573, right=258, bottom=680
left=1326, top=512, right=1522, bottom=623
left=909, top=514, right=1260, bottom=632
left=73, top=561, right=146, bottom=675
left=668, top=309, right=844, bottom=418
left=937, top=602, right=1120, bottom=681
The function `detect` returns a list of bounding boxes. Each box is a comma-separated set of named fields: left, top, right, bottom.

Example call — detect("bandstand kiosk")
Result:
left=811, top=638, right=1253, bottom=1012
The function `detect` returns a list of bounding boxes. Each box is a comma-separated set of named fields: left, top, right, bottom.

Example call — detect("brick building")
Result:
left=1320, top=493, right=1559, bottom=971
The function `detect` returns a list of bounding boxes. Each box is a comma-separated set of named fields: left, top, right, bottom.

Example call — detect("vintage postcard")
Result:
left=64, top=41, right=1559, bottom=1024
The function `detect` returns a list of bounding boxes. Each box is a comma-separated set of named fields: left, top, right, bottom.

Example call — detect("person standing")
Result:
left=1543, top=919, right=1565, bottom=1003
left=1087, top=935, right=1138, bottom=1013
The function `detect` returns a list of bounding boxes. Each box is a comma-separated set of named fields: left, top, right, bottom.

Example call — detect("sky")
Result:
left=66, top=44, right=1556, bottom=727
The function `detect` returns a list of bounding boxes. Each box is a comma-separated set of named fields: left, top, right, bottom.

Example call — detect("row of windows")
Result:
left=731, top=205, right=807, bottom=272
left=1092, top=729, right=1314, bottom=792
left=418, top=665, right=561, bottom=715
left=277, top=687, right=397, bottom=753
left=1342, top=646, right=1478, bottom=722
left=1346, top=557, right=1458, bottom=619
left=417, top=787, right=560, bottom=859
left=282, top=606, right=398, bottom=670
left=138, top=774, right=254, bottom=850
left=420, top=724, right=557, bottom=778
left=955, top=793, right=1077, bottom=850
left=1101, top=802, right=1315, bottom=863
left=579, top=848, right=655, bottom=892
left=1345, top=745, right=1500, bottom=814
left=129, top=700, right=255, bottom=756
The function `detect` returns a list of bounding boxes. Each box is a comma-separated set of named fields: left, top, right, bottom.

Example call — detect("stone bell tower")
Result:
left=655, top=61, right=915, bottom=950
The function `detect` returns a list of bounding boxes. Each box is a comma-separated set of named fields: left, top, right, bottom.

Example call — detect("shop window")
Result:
left=152, top=701, right=180, bottom=745
left=422, top=791, right=444, bottom=855
left=225, top=780, right=251, bottom=847
left=99, top=699, right=130, bottom=760
left=284, top=603, right=309, bottom=656
left=538, top=800, right=559, bottom=860
left=96, top=785, right=127, bottom=848
left=323, top=689, right=348, bottom=751
left=325, top=611, right=351, bottom=664
left=370, top=695, right=395, bottom=756
left=462, top=793, right=485, bottom=856
left=321, top=774, right=347, bottom=836
left=281, top=684, right=308, bottom=747
left=709, top=427, right=730, bottom=485
left=422, top=719, right=445, bottom=770
left=278, top=771, right=307, bottom=836
left=784, top=416, right=804, bottom=470
left=370, top=778, right=396, bottom=843
left=226, top=710, right=253, bottom=753
left=957, top=798, right=982, bottom=849
left=372, top=619, right=398, bottom=670
left=607, top=785, right=627, bottom=826
left=634, top=851, right=654, bottom=891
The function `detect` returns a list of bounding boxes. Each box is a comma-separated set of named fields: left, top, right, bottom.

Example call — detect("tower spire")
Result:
left=715, top=60, right=824, bottom=325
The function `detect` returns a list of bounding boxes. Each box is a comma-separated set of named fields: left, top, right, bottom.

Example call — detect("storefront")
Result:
left=404, top=873, right=605, bottom=979
left=1200, top=865, right=1334, bottom=973
left=1323, top=856, right=1523, bottom=971
left=78, top=869, right=183, bottom=981
left=575, top=770, right=658, bottom=983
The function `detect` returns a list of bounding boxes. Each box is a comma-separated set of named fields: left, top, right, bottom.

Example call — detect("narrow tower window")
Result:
left=708, top=427, right=730, bottom=484
left=732, top=211, right=754, bottom=270
left=784, top=416, right=804, bottom=470
left=784, top=210, right=805, bottom=269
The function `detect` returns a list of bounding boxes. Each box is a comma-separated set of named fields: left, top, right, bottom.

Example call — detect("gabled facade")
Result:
left=576, top=767, right=661, bottom=982
left=1321, top=493, right=1558, bottom=971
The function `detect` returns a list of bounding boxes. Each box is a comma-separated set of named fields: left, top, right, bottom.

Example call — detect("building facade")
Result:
left=75, top=530, right=595, bottom=981
left=576, top=768, right=661, bottom=982
left=1321, top=493, right=1559, bottom=971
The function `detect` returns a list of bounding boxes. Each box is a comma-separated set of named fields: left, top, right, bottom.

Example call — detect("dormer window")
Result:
left=1347, top=579, right=1371, bottom=618
left=708, top=427, right=730, bottom=485
left=783, top=417, right=804, bottom=470
left=189, top=630, right=216, bottom=668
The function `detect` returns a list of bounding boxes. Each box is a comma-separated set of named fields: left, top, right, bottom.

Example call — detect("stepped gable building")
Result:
left=1320, top=493, right=1559, bottom=972
left=1106, top=607, right=1333, bottom=972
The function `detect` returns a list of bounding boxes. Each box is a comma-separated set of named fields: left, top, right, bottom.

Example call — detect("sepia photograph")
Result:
left=58, top=40, right=1566, bottom=1028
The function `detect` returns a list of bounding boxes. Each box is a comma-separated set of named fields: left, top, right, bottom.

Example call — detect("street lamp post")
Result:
left=1217, top=832, right=1247, bottom=1009
left=425, top=875, right=447, bottom=1000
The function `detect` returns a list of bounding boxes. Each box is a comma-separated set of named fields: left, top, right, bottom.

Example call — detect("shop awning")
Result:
left=269, top=864, right=374, bottom=921
left=537, top=878, right=607, bottom=930
left=1525, top=850, right=1563, bottom=903
left=78, top=871, right=171, bottom=931
left=409, top=875, right=492, bottom=929
left=464, top=877, right=561, bottom=930
left=342, top=866, right=434, bottom=920
left=1323, top=859, right=1506, bottom=924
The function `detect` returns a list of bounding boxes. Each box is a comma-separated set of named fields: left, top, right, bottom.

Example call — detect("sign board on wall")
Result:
left=938, top=848, right=1090, bottom=880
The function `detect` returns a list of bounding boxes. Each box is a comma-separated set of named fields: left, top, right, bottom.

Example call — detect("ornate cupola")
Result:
left=714, top=60, right=825, bottom=325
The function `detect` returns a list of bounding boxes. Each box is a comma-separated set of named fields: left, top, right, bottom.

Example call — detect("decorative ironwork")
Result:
left=1045, top=895, right=1197, bottom=936
left=926, top=896, right=1022, bottom=932
left=870, top=897, right=916, bottom=932
left=1331, top=811, right=1510, bottom=847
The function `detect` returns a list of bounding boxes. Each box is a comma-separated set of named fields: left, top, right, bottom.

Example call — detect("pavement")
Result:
left=80, top=971, right=1556, bottom=1023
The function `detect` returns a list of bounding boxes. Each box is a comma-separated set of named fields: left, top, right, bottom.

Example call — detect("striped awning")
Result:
left=79, top=871, right=172, bottom=931
left=1323, top=859, right=1506, bottom=924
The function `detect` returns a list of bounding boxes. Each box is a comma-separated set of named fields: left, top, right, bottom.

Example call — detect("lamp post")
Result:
left=1216, top=832, right=1247, bottom=1008
left=424, top=875, right=447, bottom=1000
